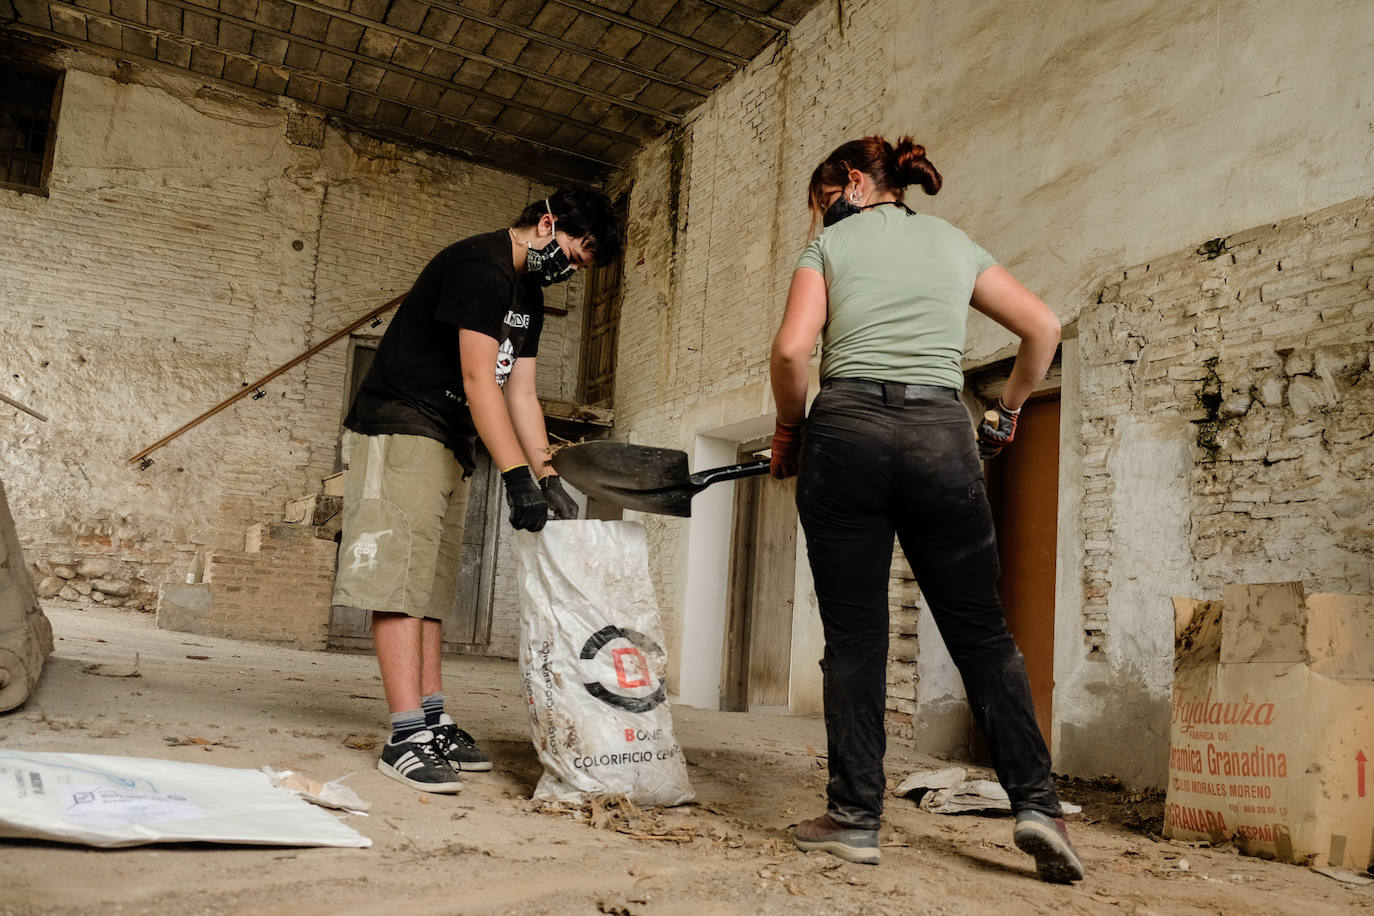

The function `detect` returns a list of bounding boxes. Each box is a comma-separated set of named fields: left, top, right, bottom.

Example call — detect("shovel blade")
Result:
left=552, top=442, right=696, bottom=517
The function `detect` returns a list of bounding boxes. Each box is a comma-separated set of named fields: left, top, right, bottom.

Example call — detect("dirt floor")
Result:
left=2, top=604, right=1371, bottom=915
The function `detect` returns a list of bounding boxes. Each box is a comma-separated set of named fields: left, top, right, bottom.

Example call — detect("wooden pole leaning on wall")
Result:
left=0, top=392, right=48, bottom=422
left=127, top=293, right=406, bottom=465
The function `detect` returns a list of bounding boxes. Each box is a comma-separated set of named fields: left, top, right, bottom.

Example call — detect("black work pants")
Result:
left=796, top=380, right=1061, bottom=830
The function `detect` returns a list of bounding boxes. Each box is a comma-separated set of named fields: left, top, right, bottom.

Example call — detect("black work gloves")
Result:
left=502, top=465, right=548, bottom=532
left=976, top=398, right=1021, bottom=460
left=539, top=475, right=579, bottom=520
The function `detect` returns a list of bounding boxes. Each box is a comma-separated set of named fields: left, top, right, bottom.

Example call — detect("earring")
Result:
left=849, top=189, right=861, bottom=203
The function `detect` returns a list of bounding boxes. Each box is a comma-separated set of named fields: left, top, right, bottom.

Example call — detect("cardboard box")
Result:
left=1165, top=583, right=1374, bottom=868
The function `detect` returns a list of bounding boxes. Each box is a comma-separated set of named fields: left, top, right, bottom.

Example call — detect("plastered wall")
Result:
left=614, top=0, right=1374, bottom=785
left=0, top=48, right=580, bottom=617
left=1064, top=198, right=1374, bottom=785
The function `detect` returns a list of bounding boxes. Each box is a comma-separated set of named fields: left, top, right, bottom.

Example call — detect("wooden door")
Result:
left=445, top=449, right=500, bottom=652
left=722, top=445, right=798, bottom=712
left=578, top=197, right=627, bottom=406
left=986, top=395, right=1061, bottom=749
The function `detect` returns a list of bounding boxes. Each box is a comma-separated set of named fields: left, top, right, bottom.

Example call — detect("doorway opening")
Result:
left=721, top=437, right=798, bottom=713
left=985, top=393, right=1061, bottom=749
left=968, top=353, right=1062, bottom=753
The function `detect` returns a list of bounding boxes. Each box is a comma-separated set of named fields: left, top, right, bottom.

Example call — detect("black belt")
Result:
left=822, top=378, right=959, bottom=405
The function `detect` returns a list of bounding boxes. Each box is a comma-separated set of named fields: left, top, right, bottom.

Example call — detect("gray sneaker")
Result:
left=794, top=814, right=880, bottom=865
left=377, top=729, right=464, bottom=794
left=1013, top=810, right=1084, bottom=882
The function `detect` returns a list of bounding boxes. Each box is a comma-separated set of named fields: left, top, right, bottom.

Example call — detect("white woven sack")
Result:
left=514, top=520, right=693, bottom=807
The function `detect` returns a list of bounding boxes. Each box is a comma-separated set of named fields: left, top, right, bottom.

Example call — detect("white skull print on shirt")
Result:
left=495, top=338, right=516, bottom=387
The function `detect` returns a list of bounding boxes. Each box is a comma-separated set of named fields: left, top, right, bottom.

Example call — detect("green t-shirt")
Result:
left=796, top=207, right=997, bottom=389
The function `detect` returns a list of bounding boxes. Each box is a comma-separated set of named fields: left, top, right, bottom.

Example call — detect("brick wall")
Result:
left=1045, top=196, right=1374, bottom=785
left=0, top=48, right=570, bottom=645
left=885, top=553, right=921, bottom=742
left=1082, top=197, right=1374, bottom=621
left=199, top=522, right=338, bottom=650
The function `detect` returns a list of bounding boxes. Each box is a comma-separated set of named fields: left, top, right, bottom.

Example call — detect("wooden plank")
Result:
left=746, top=473, right=796, bottom=709
left=721, top=472, right=760, bottom=711
left=448, top=449, right=500, bottom=648
left=327, top=603, right=371, bottom=640
left=540, top=397, right=613, bottom=426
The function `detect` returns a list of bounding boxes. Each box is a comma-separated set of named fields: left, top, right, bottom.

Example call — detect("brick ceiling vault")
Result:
left=1, top=0, right=826, bottom=185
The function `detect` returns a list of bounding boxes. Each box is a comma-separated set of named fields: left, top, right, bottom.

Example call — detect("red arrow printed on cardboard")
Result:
left=1358, top=750, right=1367, bottom=798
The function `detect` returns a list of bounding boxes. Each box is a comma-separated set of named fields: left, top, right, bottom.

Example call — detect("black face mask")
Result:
left=822, top=195, right=913, bottom=228
left=822, top=194, right=863, bottom=228
left=524, top=199, right=577, bottom=286
left=526, top=234, right=574, bottom=287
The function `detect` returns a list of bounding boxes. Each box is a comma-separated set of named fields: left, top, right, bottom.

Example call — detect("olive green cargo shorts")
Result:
left=331, top=433, right=470, bottom=622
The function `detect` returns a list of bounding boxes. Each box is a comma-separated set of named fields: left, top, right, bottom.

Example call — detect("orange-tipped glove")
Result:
left=770, top=419, right=803, bottom=479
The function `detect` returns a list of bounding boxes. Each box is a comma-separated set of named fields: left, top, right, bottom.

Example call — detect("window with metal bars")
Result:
left=0, top=62, right=63, bottom=195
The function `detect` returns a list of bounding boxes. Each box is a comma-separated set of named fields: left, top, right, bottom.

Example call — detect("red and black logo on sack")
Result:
left=579, top=625, right=666, bottom=713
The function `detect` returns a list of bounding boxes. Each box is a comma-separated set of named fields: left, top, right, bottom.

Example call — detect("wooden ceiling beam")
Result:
left=14, top=10, right=623, bottom=172
left=420, top=0, right=710, bottom=99
left=698, top=0, right=791, bottom=32
left=552, top=0, right=750, bottom=67
left=12, top=21, right=609, bottom=186
left=280, top=0, right=682, bottom=123
left=92, top=0, right=642, bottom=147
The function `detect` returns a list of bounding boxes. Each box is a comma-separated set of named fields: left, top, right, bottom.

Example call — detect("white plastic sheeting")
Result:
left=0, top=750, right=371, bottom=847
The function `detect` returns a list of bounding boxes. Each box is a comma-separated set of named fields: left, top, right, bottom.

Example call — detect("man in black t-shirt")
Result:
left=333, top=188, right=621, bottom=794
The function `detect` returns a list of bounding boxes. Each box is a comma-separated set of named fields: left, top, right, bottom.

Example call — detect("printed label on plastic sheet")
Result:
left=63, top=784, right=205, bottom=830
left=0, top=751, right=371, bottom=848
left=514, top=521, right=694, bottom=808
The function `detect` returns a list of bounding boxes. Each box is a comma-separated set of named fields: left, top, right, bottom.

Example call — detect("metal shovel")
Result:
left=550, top=441, right=771, bottom=517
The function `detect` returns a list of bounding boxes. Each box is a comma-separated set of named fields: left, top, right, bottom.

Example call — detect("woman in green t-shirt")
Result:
left=768, top=135, right=1082, bottom=883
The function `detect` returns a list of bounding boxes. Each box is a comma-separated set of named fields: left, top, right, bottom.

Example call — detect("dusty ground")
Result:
left=2, top=604, right=1371, bottom=915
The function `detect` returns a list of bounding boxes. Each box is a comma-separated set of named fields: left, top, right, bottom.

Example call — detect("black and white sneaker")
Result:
left=377, top=729, right=464, bottom=793
left=431, top=714, right=493, bottom=772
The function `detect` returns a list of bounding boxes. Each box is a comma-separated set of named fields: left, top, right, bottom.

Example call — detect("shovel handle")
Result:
left=689, top=459, right=772, bottom=488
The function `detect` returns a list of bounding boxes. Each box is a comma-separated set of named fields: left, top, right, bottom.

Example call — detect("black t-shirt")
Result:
left=344, top=229, right=544, bottom=473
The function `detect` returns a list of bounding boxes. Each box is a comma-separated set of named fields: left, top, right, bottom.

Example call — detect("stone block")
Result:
left=1265, top=444, right=1304, bottom=463
left=156, top=583, right=213, bottom=634
left=1283, top=420, right=1324, bottom=439
left=1287, top=375, right=1334, bottom=416
left=1255, top=375, right=1286, bottom=407
left=1218, top=394, right=1252, bottom=418
left=1308, top=279, right=1371, bottom=312
left=262, top=521, right=319, bottom=541
left=90, top=578, right=133, bottom=597
left=76, top=556, right=116, bottom=578
left=1166, top=364, right=1211, bottom=382
left=1284, top=351, right=1314, bottom=376
left=35, top=576, right=63, bottom=599
left=1314, top=346, right=1370, bottom=385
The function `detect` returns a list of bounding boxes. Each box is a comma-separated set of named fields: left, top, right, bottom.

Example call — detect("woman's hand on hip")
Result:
left=770, top=419, right=803, bottom=479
